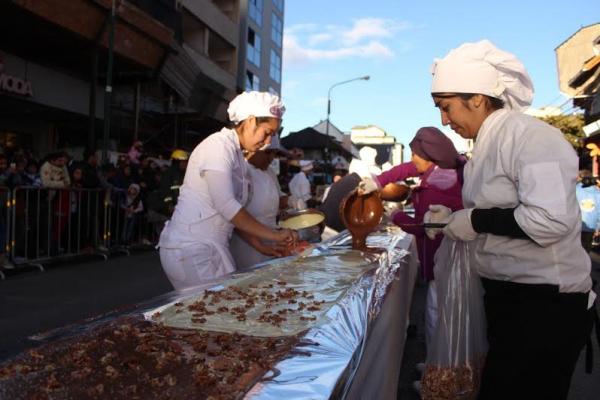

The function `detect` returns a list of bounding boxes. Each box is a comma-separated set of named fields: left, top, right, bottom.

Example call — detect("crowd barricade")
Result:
left=0, top=187, right=10, bottom=279
left=1, top=186, right=162, bottom=276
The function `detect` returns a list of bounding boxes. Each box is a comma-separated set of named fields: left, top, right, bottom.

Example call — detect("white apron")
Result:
left=230, top=166, right=280, bottom=271
left=158, top=128, right=250, bottom=289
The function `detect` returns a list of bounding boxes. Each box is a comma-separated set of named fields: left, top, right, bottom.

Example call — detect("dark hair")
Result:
left=233, top=116, right=276, bottom=129
left=581, top=176, right=599, bottom=188
left=433, top=93, right=504, bottom=111
left=83, top=148, right=96, bottom=161
left=456, top=93, right=504, bottom=110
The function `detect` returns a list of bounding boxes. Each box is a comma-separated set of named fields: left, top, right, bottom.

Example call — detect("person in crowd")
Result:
left=81, top=148, right=100, bottom=189
left=127, top=140, right=144, bottom=166
left=41, top=152, right=71, bottom=253
left=230, top=135, right=290, bottom=270
left=288, top=160, right=313, bottom=210
left=40, top=152, right=70, bottom=189
left=321, top=169, right=346, bottom=202
left=22, top=160, right=42, bottom=187
left=113, top=164, right=136, bottom=191
left=120, top=183, right=144, bottom=245
left=359, top=127, right=464, bottom=369
left=98, top=163, right=118, bottom=191
left=426, top=40, right=593, bottom=399
left=0, top=154, right=21, bottom=188
left=575, top=170, right=600, bottom=253
left=68, top=165, right=85, bottom=251
left=158, top=91, right=297, bottom=289
left=138, top=155, right=160, bottom=193
left=158, top=149, right=189, bottom=217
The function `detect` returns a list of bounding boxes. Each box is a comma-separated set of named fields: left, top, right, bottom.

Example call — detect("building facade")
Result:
left=0, top=0, right=172, bottom=158
left=350, top=125, right=404, bottom=167
left=0, top=0, right=286, bottom=159
left=237, top=0, right=284, bottom=96
left=555, top=23, right=600, bottom=132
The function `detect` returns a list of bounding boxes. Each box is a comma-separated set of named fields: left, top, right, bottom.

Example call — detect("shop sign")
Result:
left=0, top=54, right=33, bottom=97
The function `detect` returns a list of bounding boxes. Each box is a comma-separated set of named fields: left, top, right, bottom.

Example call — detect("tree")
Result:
left=538, top=114, right=585, bottom=149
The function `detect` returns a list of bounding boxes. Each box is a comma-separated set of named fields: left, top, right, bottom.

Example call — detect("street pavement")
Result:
left=0, top=250, right=598, bottom=399
left=0, top=251, right=173, bottom=360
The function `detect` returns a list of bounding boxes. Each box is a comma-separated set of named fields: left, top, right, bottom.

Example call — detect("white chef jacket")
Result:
left=463, top=109, right=592, bottom=294
left=158, top=128, right=250, bottom=286
left=230, top=164, right=280, bottom=270
left=289, top=172, right=311, bottom=210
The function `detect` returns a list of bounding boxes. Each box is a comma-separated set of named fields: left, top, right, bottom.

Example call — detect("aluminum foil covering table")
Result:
left=241, top=226, right=419, bottom=400
left=23, top=225, right=419, bottom=400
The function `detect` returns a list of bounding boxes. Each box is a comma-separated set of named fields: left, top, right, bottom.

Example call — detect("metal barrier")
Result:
left=1, top=186, right=162, bottom=277
left=0, top=187, right=10, bottom=280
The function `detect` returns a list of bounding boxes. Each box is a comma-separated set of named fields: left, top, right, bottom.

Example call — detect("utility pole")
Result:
left=102, top=0, right=116, bottom=164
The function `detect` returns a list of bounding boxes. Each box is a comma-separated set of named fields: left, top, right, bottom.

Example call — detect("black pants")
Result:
left=478, top=278, right=592, bottom=400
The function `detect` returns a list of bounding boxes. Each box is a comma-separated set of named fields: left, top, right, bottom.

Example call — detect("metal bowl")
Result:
left=380, top=183, right=411, bottom=202
left=279, top=208, right=326, bottom=243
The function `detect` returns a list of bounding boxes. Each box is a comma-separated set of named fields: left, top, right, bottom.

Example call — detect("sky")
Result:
left=279, top=0, right=599, bottom=158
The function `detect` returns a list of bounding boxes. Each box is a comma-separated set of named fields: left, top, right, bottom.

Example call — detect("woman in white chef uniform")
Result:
left=230, top=135, right=288, bottom=270
left=158, top=91, right=297, bottom=289
left=288, top=161, right=313, bottom=210
left=426, top=40, right=594, bottom=399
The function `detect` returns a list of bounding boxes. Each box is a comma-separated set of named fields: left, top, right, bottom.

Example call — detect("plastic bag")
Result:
left=422, top=238, right=488, bottom=400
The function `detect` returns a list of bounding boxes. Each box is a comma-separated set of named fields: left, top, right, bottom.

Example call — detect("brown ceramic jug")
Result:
left=340, top=190, right=384, bottom=250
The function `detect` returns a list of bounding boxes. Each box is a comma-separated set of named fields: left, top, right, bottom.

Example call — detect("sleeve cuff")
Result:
left=219, top=199, right=243, bottom=221
left=471, top=207, right=532, bottom=241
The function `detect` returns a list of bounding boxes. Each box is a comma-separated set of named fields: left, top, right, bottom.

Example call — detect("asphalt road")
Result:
left=0, top=250, right=598, bottom=399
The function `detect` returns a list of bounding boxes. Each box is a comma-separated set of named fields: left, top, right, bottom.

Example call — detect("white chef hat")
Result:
left=349, top=158, right=381, bottom=178
left=299, top=160, right=314, bottom=172
left=227, top=91, right=286, bottom=124
left=359, top=146, right=378, bottom=166
left=358, top=146, right=382, bottom=175
left=431, top=40, right=534, bottom=111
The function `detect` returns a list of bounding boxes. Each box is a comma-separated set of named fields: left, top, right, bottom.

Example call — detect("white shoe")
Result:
left=412, top=380, right=422, bottom=396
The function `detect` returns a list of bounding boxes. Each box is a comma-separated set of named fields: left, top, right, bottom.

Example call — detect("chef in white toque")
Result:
left=426, top=40, right=594, bottom=399
left=158, top=91, right=297, bottom=289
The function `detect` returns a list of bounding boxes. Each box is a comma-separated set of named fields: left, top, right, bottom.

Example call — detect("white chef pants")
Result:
left=159, top=242, right=235, bottom=290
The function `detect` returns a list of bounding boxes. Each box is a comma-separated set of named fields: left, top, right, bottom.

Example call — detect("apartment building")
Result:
left=161, top=0, right=284, bottom=147
left=238, top=0, right=284, bottom=96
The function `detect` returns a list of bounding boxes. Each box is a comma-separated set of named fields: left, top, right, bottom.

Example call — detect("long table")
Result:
left=6, top=226, right=418, bottom=400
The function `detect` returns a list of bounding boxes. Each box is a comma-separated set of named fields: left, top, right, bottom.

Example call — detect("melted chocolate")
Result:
left=340, top=191, right=384, bottom=250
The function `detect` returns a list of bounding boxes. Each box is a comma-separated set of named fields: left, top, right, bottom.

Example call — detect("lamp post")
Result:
left=324, top=75, right=370, bottom=181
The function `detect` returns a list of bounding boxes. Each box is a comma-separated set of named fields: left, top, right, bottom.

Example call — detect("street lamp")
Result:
left=324, top=75, right=370, bottom=180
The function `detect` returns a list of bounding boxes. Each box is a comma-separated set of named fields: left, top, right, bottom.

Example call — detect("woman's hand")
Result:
left=357, top=176, right=380, bottom=196
left=246, top=234, right=290, bottom=257
left=272, top=228, right=298, bottom=248
left=424, top=204, right=452, bottom=239
left=443, top=209, right=477, bottom=241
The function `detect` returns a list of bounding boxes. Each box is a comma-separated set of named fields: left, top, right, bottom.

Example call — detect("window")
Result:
left=270, top=49, right=281, bottom=83
left=249, top=0, right=263, bottom=26
left=268, top=87, right=279, bottom=97
left=247, top=28, right=261, bottom=67
left=271, top=12, right=282, bottom=47
left=246, top=71, right=260, bottom=91
left=273, top=0, right=284, bottom=13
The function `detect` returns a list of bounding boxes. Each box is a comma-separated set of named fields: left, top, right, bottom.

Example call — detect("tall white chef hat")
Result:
left=358, top=146, right=382, bottom=175
left=431, top=40, right=534, bottom=111
left=227, top=91, right=286, bottom=124
left=349, top=158, right=381, bottom=178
